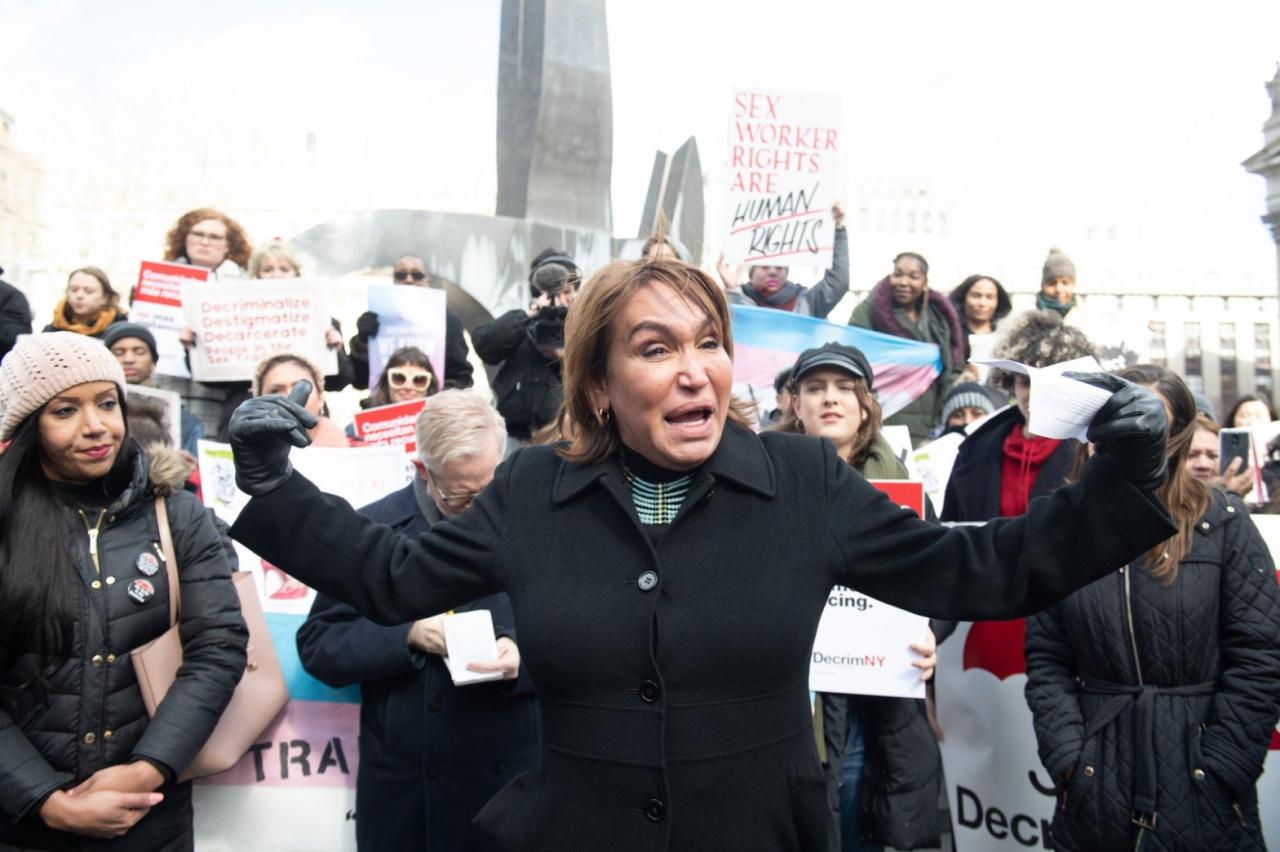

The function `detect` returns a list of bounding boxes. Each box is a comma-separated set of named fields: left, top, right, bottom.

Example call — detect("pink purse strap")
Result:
left=154, top=498, right=180, bottom=627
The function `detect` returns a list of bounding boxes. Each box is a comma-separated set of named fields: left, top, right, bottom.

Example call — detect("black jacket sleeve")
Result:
left=471, top=309, right=530, bottom=365
left=1024, top=606, right=1087, bottom=783
left=0, top=281, right=32, bottom=357
left=1198, top=497, right=1280, bottom=797
left=130, top=492, right=249, bottom=776
left=827, top=442, right=1177, bottom=621
left=443, top=312, right=474, bottom=390
left=348, top=334, right=371, bottom=390
left=297, top=593, right=424, bottom=688
left=0, top=710, right=74, bottom=823
left=324, top=318, right=355, bottom=392
left=232, top=463, right=510, bottom=626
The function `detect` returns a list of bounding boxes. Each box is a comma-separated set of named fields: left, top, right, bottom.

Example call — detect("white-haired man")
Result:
left=297, top=389, right=538, bottom=852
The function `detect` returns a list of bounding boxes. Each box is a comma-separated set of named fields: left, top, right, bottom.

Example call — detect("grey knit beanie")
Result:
left=1042, top=247, right=1076, bottom=282
left=0, top=332, right=127, bottom=440
left=940, top=382, right=996, bottom=424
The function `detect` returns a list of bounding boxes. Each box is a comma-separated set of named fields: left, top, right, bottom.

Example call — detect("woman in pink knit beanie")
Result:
left=0, top=332, right=247, bottom=851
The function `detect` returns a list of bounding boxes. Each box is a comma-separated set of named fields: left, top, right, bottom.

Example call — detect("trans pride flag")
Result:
left=731, top=305, right=943, bottom=418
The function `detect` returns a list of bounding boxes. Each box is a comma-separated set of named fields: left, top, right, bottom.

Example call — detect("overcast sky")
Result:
left=3, top=1, right=1278, bottom=266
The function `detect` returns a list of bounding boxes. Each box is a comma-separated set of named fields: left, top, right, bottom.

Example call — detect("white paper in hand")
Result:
left=442, top=610, right=504, bottom=686
left=970, top=355, right=1110, bottom=442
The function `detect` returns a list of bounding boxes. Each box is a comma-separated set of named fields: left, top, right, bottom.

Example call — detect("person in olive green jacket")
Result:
left=849, top=252, right=965, bottom=446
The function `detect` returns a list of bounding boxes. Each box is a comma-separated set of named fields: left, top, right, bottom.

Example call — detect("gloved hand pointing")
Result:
left=1065, top=372, right=1169, bottom=492
left=229, top=380, right=318, bottom=496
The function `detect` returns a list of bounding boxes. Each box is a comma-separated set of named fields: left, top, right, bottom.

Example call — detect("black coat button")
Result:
left=644, top=798, right=665, bottom=822
left=428, top=764, right=441, bottom=779
left=637, top=571, right=658, bottom=592
left=428, top=697, right=442, bottom=712
left=639, top=680, right=660, bottom=703
left=494, top=760, right=507, bottom=773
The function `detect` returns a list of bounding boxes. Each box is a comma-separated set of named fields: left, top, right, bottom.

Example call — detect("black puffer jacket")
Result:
left=1025, top=491, right=1280, bottom=851
left=0, top=444, right=248, bottom=850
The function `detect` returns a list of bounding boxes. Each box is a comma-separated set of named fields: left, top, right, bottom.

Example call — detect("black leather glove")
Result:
left=1065, top=372, right=1168, bottom=492
left=356, top=311, right=380, bottom=341
left=229, top=381, right=317, bottom=496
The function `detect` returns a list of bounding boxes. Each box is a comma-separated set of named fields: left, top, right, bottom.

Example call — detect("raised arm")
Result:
left=227, top=381, right=505, bottom=624
left=827, top=373, right=1176, bottom=620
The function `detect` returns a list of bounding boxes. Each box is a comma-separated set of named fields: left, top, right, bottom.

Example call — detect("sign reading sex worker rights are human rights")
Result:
left=809, top=481, right=930, bottom=700
left=723, top=88, right=842, bottom=267
left=185, top=279, right=338, bottom=382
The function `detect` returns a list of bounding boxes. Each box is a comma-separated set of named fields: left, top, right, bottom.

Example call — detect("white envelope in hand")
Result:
left=442, top=610, right=504, bottom=686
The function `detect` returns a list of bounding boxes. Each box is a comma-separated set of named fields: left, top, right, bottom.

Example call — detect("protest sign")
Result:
left=936, top=518, right=1280, bottom=850
left=185, top=279, right=337, bottom=382
left=365, top=284, right=447, bottom=389
left=125, top=383, right=183, bottom=448
left=352, top=398, right=428, bottom=454
left=731, top=305, right=942, bottom=420
left=130, top=260, right=209, bottom=378
left=723, top=88, right=841, bottom=267
left=809, top=481, right=928, bottom=700
left=192, top=440, right=412, bottom=852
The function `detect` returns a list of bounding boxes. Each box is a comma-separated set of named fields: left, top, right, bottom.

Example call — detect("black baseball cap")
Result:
left=788, top=342, right=874, bottom=391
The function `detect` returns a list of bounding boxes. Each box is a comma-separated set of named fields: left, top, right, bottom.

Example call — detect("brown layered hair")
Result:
left=773, top=373, right=883, bottom=468
left=1118, top=364, right=1212, bottom=584
left=164, top=207, right=253, bottom=269
left=558, top=258, right=753, bottom=464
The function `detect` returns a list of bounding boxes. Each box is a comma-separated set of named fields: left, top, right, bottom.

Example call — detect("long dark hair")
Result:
left=949, top=274, right=1012, bottom=330
left=0, top=403, right=134, bottom=679
left=1117, top=365, right=1211, bottom=583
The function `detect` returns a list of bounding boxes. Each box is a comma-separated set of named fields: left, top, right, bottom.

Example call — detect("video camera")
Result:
left=526, top=253, right=580, bottom=350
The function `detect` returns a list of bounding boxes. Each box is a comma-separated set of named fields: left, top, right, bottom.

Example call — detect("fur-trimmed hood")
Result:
left=144, top=441, right=193, bottom=497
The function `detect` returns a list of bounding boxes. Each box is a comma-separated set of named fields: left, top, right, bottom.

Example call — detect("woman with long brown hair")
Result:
left=223, top=257, right=1176, bottom=850
left=1025, top=364, right=1280, bottom=851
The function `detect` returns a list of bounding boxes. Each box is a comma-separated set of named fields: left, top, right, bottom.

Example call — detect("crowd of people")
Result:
left=0, top=203, right=1278, bottom=852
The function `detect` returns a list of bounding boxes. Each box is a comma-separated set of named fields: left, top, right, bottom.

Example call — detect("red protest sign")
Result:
left=134, top=260, right=208, bottom=308
left=867, top=480, right=925, bottom=519
left=352, top=399, right=428, bottom=454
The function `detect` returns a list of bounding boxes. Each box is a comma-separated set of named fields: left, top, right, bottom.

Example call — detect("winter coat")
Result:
left=1025, top=490, right=1280, bottom=851
left=817, top=438, right=944, bottom=850
left=231, top=421, right=1176, bottom=852
left=349, top=310, right=474, bottom=392
left=940, top=406, right=1076, bottom=523
left=471, top=310, right=563, bottom=440
left=849, top=279, right=966, bottom=447
left=296, top=482, right=540, bottom=852
left=727, top=226, right=850, bottom=319
left=0, top=445, right=248, bottom=851
left=0, top=276, right=33, bottom=360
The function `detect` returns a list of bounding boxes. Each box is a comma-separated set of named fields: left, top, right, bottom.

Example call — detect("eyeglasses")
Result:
left=393, top=270, right=427, bottom=282
left=388, top=369, right=433, bottom=390
left=188, top=230, right=227, bottom=244
left=427, top=477, right=484, bottom=507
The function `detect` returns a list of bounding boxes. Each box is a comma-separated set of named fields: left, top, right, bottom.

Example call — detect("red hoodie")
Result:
left=999, top=426, right=1061, bottom=517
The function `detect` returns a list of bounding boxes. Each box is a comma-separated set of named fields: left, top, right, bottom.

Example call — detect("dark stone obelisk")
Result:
left=497, top=0, right=613, bottom=233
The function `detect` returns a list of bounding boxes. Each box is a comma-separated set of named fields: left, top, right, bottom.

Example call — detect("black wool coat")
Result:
left=296, top=483, right=540, bottom=852
left=0, top=445, right=248, bottom=851
left=1025, top=491, right=1280, bottom=851
left=232, top=422, right=1176, bottom=851
left=0, top=276, right=33, bottom=360
left=940, top=405, right=1077, bottom=523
